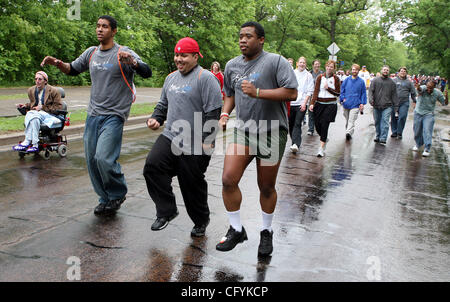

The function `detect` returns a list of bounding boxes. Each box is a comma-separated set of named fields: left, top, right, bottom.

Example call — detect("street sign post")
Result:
left=327, top=43, right=340, bottom=63
left=327, top=42, right=340, bottom=55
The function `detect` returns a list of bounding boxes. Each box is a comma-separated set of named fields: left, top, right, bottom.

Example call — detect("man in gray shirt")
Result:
left=143, top=37, right=222, bottom=237
left=369, top=65, right=398, bottom=145
left=391, top=67, right=416, bottom=139
left=216, top=21, right=297, bottom=257
left=41, top=15, right=152, bottom=215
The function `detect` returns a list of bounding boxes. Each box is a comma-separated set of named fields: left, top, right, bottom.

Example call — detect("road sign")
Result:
left=329, top=55, right=337, bottom=61
left=327, top=42, right=340, bottom=55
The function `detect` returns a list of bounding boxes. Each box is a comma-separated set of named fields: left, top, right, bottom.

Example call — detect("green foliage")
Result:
left=0, top=94, right=27, bottom=101
left=0, top=115, right=25, bottom=133
left=381, top=0, right=450, bottom=78
left=0, top=0, right=444, bottom=88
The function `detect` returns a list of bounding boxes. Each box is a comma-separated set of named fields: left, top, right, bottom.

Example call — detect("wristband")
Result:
left=220, top=112, right=230, bottom=118
left=256, top=88, right=260, bottom=98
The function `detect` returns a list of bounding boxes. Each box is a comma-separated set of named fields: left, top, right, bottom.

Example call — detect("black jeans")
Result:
left=143, top=135, right=211, bottom=225
left=288, top=105, right=307, bottom=147
left=313, top=103, right=337, bottom=143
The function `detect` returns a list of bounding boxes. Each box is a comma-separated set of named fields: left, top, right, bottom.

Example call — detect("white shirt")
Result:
left=318, top=75, right=337, bottom=99
left=358, top=70, right=371, bottom=88
left=292, top=68, right=314, bottom=106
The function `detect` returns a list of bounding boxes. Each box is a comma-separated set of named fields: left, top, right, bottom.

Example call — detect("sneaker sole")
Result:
left=191, top=219, right=210, bottom=237
left=191, top=231, right=205, bottom=237
left=216, top=232, right=248, bottom=252
left=151, top=211, right=179, bottom=231
left=94, top=208, right=117, bottom=216
left=106, top=197, right=127, bottom=211
left=151, top=220, right=169, bottom=231
left=258, top=247, right=273, bottom=257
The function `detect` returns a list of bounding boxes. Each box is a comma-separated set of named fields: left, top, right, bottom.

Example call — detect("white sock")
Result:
left=20, top=140, right=30, bottom=146
left=227, top=210, right=242, bottom=232
left=261, top=210, right=274, bottom=232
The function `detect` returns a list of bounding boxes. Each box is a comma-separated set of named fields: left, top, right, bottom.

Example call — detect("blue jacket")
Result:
left=340, top=76, right=367, bottom=109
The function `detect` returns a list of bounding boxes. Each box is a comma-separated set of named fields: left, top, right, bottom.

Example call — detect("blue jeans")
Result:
left=391, top=101, right=409, bottom=135
left=413, top=112, right=434, bottom=151
left=84, top=115, right=127, bottom=204
left=23, top=110, right=62, bottom=146
left=373, top=107, right=392, bottom=141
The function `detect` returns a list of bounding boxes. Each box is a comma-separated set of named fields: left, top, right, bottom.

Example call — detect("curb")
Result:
left=0, top=115, right=149, bottom=148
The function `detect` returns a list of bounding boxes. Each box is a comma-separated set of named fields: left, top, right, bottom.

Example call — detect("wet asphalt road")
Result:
left=0, top=106, right=449, bottom=282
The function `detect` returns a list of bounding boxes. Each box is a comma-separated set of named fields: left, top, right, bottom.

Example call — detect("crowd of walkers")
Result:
left=18, top=16, right=448, bottom=260
left=285, top=58, right=448, bottom=158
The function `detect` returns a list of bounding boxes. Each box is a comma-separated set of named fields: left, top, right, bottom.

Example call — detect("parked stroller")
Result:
left=16, top=87, right=70, bottom=159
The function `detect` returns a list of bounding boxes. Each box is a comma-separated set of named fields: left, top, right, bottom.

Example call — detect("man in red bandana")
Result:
left=143, top=37, right=223, bottom=237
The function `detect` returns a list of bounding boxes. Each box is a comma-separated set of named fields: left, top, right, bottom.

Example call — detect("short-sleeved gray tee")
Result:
left=71, top=42, right=143, bottom=121
left=158, top=65, right=223, bottom=154
left=223, top=51, right=298, bottom=133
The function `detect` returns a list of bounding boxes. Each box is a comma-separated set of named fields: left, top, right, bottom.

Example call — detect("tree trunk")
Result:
left=330, top=19, right=336, bottom=43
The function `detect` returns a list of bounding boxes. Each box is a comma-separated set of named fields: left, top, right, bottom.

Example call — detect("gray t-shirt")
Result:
left=393, top=76, right=416, bottom=104
left=224, top=51, right=298, bottom=133
left=71, top=42, right=142, bottom=121
left=311, top=70, right=324, bottom=83
left=159, top=65, right=223, bottom=154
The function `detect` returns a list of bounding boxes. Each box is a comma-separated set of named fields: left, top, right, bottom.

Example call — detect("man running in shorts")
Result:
left=216, top=21, right=298, bottom=257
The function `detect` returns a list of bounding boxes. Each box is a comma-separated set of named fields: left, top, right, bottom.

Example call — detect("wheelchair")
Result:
left=16, top=87, right=70, bottom=160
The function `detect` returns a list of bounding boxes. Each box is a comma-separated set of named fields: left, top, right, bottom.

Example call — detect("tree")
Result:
left=130, top=0, right=252, bottom=86
left=0, top=0, right=415, bottom=87
left=315, top=0, right=370, bottom=43
left=381, top=0, right=450, bottom=78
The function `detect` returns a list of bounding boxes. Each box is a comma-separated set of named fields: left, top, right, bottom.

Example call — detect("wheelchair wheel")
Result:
left=57, top=144, right=67, bottom=157
left=43, top=150, right=51, bottom=160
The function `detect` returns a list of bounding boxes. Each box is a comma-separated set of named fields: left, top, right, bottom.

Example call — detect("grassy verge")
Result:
left=0, top=103, right=156, bottom=135
left=0, top=94, right=28, bottom=101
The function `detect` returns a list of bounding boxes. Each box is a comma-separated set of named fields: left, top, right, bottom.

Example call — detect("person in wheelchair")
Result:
left=13, top=71, right=64, bottom=153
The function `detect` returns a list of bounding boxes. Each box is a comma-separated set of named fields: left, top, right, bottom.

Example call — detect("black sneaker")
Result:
left=151, top=211, right=179, bottom=231
left=345, top=133, right=352, bottom=140
left=379, top=140, right=386, bottom=145
left=397, top=134, right=402, bottom=139
left=216, top=226, right=248, bottom=251
left=191, top=218, right=210, bottom=237
left=374, top=138, right=380, bottom=143
left=94, top=203, right=109, bottom=215
left=391, top=133, right=398, bottom=138
left=258, top=229, right=274, bottom=256
left=105, top=196, right=126, bottom=212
